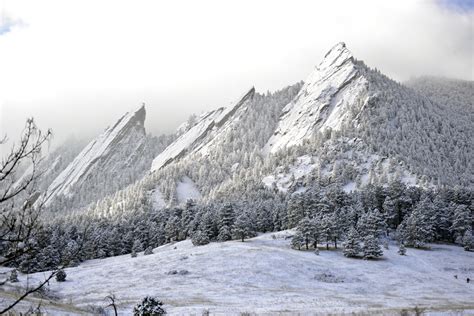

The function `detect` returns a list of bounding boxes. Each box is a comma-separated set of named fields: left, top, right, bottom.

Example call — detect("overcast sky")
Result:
left=0, top=0, right=473, bottom=149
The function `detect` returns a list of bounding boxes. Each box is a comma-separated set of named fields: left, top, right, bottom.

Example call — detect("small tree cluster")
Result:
left=133, top=296, right=166, bottom=315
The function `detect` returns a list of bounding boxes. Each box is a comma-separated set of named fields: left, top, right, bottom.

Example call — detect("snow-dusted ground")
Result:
left=2, top=232, right=474, bottom=315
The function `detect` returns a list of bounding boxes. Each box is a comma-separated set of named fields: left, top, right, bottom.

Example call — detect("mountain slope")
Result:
left=265, top=42, right=369, bottom=154
left=263, top=43, right=473, bottom=188
left=78, top=43, right=472, bottom=220
left=43, top=105, right=151, bottom=209
left=151, top=88, right=255, bottom=172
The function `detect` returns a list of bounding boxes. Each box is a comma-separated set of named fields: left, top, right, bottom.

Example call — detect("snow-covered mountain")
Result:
left=151, top=87, right=255, bottom=172
left=262, top=42, right=473, bottom=189
left=265, top=42, right=369, bottom=154
left=49, top=42, right=472, bottom=216
left=43, top=105, right=153, bottom=209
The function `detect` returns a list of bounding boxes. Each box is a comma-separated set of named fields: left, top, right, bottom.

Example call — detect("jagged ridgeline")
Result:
left=42, top=42, right=472, bottom=218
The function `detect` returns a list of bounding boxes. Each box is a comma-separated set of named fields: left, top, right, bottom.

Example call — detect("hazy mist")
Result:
left=1, top=0, right=473, bottom=149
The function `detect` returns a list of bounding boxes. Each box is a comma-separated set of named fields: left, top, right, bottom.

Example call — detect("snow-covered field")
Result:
left=2, top=232, right=474, bottom=315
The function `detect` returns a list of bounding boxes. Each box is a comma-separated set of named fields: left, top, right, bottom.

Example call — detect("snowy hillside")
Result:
left=4, top=232, right=474, bottom=315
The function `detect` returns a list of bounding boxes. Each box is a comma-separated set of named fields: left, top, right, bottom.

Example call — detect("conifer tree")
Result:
left=397, top=199, right=434, bottom=248
left=233, top=212, right=254, bottom=242
left=218, top=203, right=235, bottom=241
left=298, top=217, right=314, bottom=250
left=343, top=227, right=362, bottom=258
left=362, top=235, right=383, bottom=259
left=192, top=230, right=210, bottom=246
left=451, top=204, right=472, bottom=243
left=291, top=231, right=304, bottom=250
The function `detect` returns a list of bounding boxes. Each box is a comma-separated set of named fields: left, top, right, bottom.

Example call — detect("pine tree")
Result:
left=298, top=217, right=314, bottom=250
left=287, top=194, right=305, bottom=228
left=56, top=269, right=67, bottom=282
left=451, top=204, right=472, bottom=242
left=132, top=240, right=143, bottom=254
left=200, top=210, right=218, bottom=240
left=181, top=199, right=196, bottom=239
left=191, top=230, right=210, bottom=246
left=233, top=212, right=254, bottom=242
left=357, top=209, right=386, bottom=239
left=362, top=235, right=383, bottom=259
left=462, top=229, right=474, bottom=251
left=320, top=213, right=336, bottom=250
left=397, top=199, right=434, bottom=248
left=343, top=227, right=362, bottom=258
left=217, top=203, right=235, bottom=241
left=133, top=296, right=166, bottom=315
left=217, top=225, right=232, bottom=242
left=291, top=231, right=304, bottom=250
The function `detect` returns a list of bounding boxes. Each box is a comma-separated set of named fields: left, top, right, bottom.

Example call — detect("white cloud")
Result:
left=0, top=0, right=472, bottom=147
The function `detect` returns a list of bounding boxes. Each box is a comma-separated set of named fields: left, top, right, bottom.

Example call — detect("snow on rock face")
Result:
left=151, top=87, right=255, bottom=172
left=43, top=105, right=147, bottom=206
left=265, top=42, right=369, bottom=154
left=262, top=155, right=316, bottom=192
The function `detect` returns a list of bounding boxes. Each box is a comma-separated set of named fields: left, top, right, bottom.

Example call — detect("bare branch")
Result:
left=0, top=270, right=57, bottom=314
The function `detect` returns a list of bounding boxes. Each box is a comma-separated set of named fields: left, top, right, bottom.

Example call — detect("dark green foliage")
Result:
left=192, top=230, right=210, bottom=246
left=133, top=296, right=166, bottom=315
left=56, top=269, right=67, bottom=282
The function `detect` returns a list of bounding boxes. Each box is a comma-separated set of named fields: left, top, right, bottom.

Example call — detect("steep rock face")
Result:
left=265, top=43, right=369, bottom=154
left=44, top=105, right=147, bottom=206
left=151, top=88, right=255, bottom=172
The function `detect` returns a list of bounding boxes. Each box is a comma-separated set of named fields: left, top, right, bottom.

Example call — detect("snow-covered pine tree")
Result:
left=320, top=213, right=336, bottom=250
left=233, top=212, right=254, bottom=242
left=462, top=229, right=474, bottom=251
left=362, top=235, right=383, bottom=259
left=357, top=209, right=386, bottom=239
left=181, top=199, right=196, bottom=239
left=397, top=197, right=435, bottom=248
left=451, top=204, right=472, bottom=244
left=218, top=203, right=235, bottom=241
left=191, top=230, right=210, bottom=246
left=298, top=217, right=314, bottom=250
left=132, top=240, right=143, bottom=253
left=133, top=296, right=166, bottom=315
left=343, top=227, right=362, bottom=258
left=291, top=231, right=304, bottom=250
